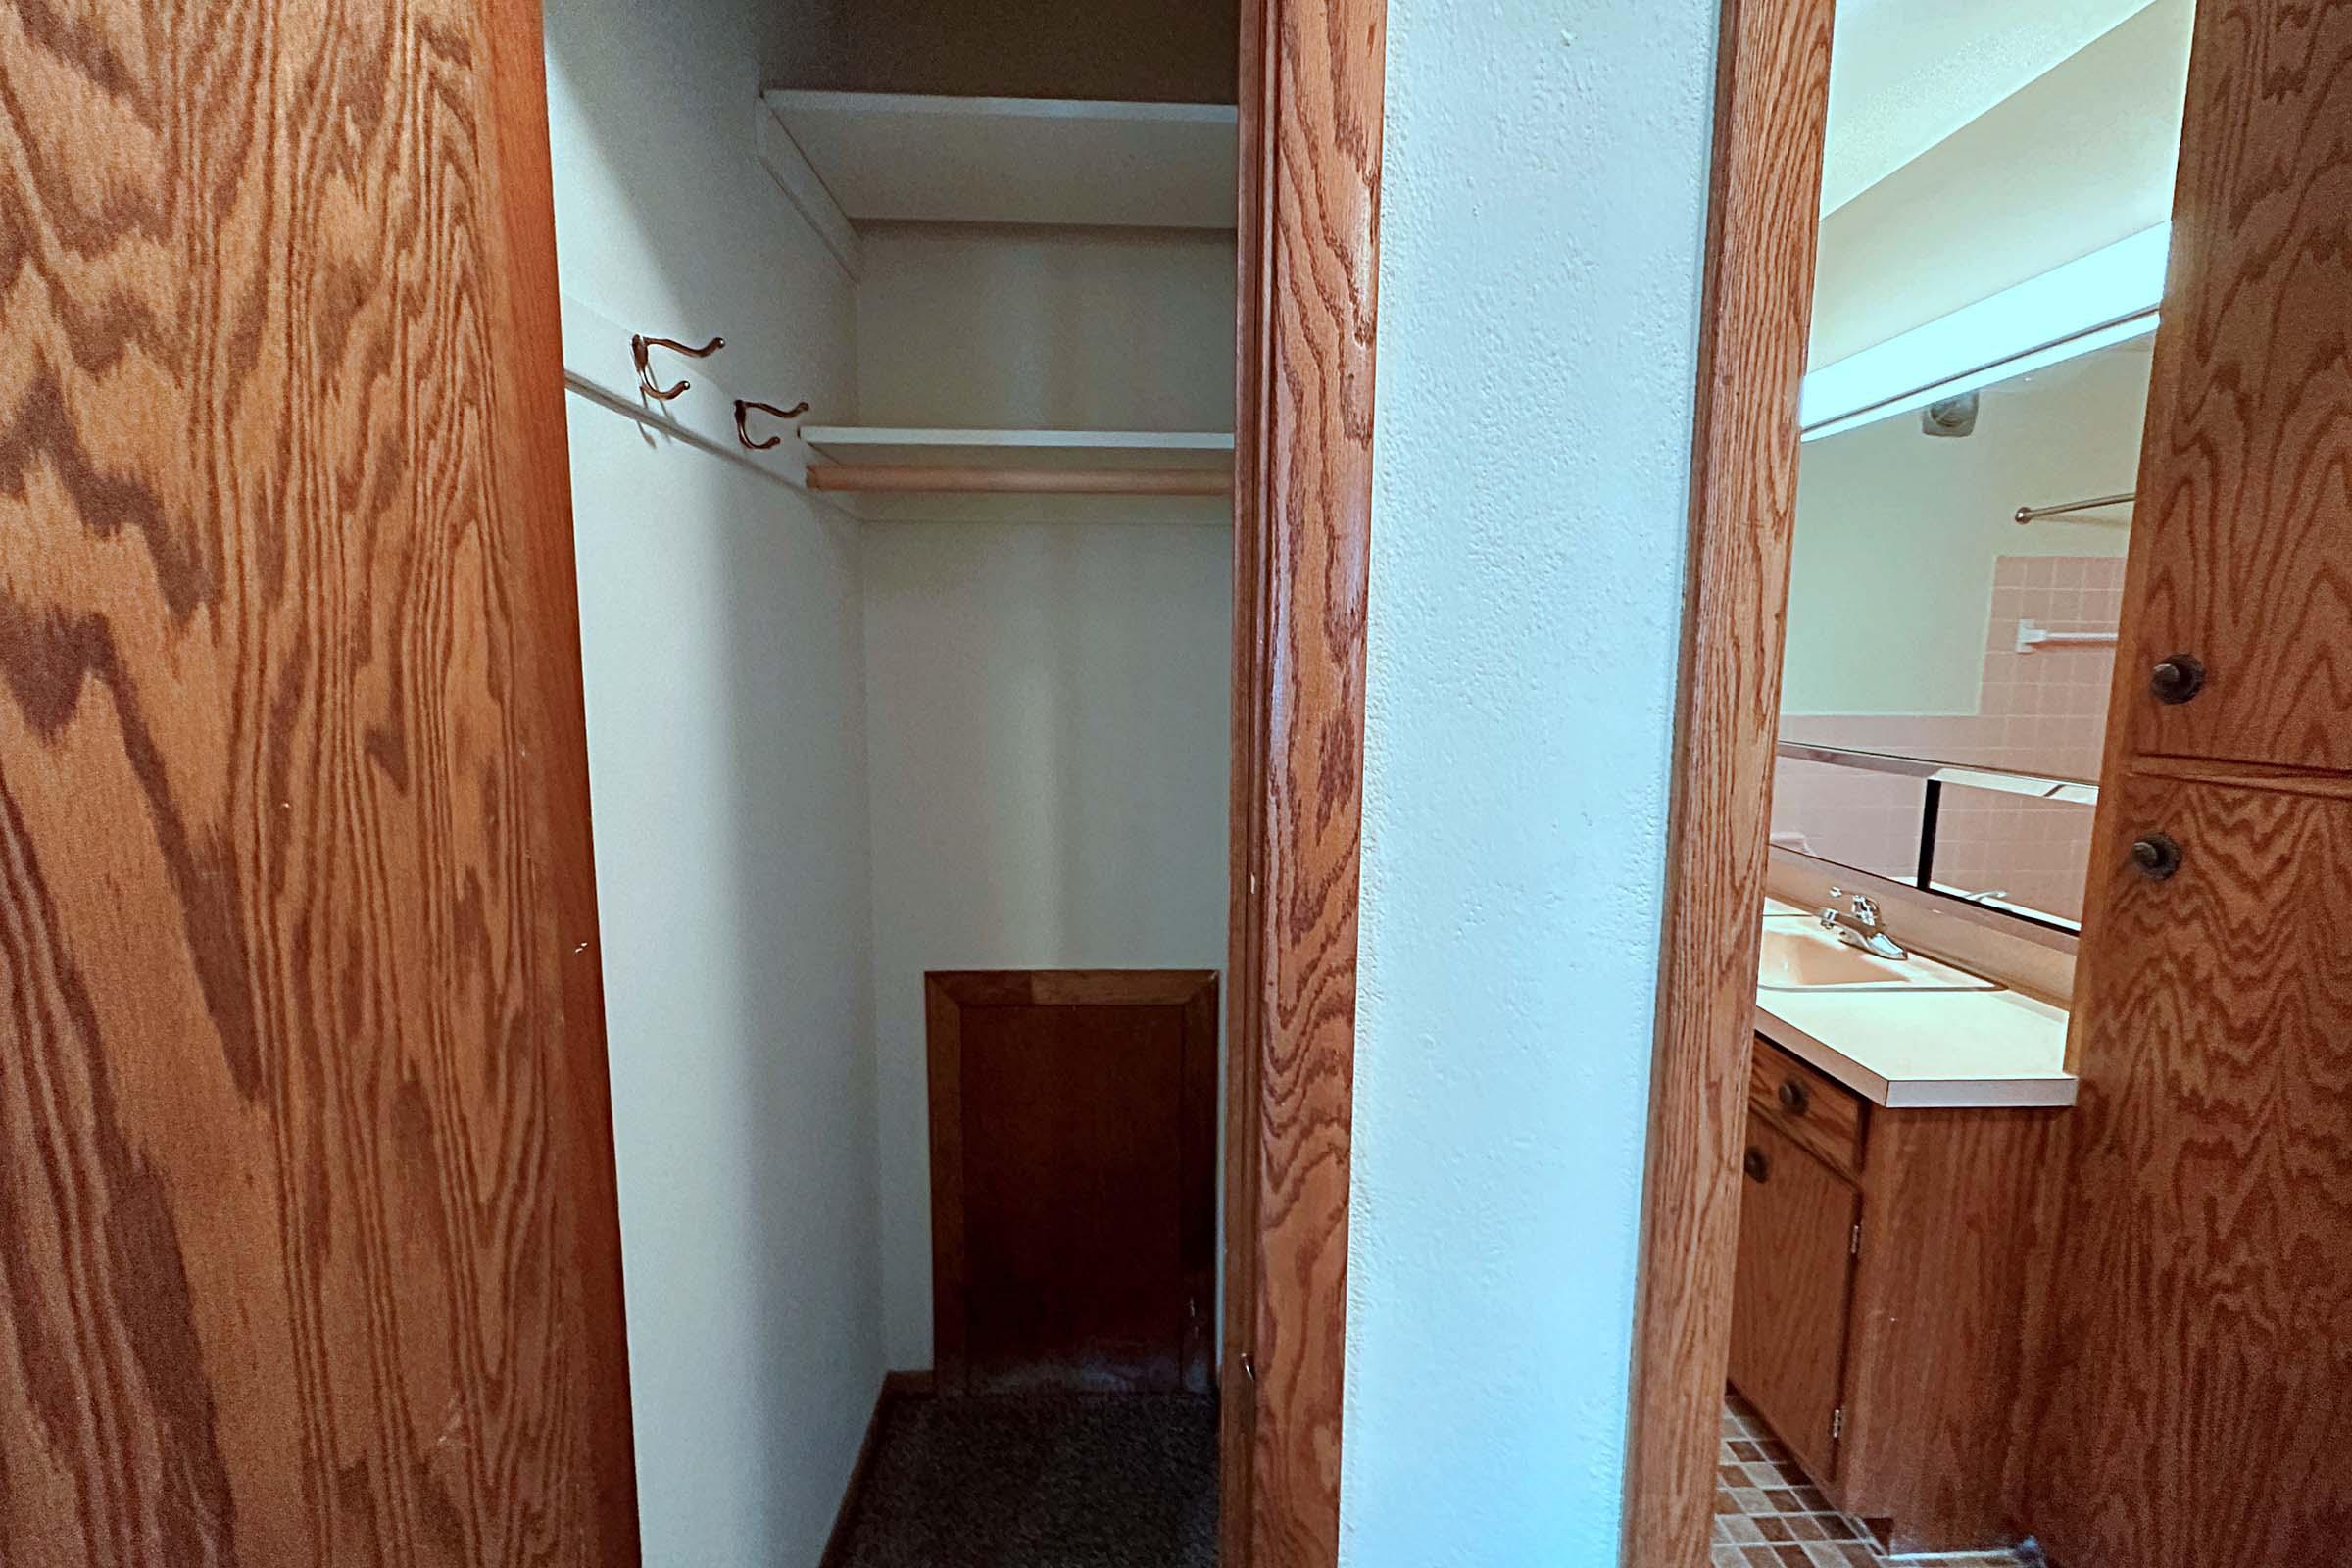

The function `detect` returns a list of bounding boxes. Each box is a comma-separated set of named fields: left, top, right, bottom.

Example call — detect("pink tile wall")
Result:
left=1773, top=555, right=2122, bottom=923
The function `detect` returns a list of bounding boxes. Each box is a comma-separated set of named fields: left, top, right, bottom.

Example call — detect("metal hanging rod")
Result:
left=2014, top=491, right=2134, bottom=525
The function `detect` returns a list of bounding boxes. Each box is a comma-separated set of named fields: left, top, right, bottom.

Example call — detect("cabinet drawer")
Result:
left=1750, top=1038, right=1866, bottom=1178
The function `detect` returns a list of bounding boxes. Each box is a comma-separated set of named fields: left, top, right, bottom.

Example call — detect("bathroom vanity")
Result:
left=1731, top=907, right=2073, bottom=1554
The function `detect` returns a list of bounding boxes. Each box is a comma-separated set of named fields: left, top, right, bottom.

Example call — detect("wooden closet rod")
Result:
left=806, top=465, right=1232, bottom=497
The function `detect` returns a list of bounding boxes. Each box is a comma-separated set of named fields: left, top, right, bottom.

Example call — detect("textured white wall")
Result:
left=1344, top=0, right=1720, bottom=1561
left=544, top=3, right=883, bottom=1563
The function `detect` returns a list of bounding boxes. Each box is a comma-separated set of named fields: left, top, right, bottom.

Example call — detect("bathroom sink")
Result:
left=1756, top=922, right=1998, bottom=992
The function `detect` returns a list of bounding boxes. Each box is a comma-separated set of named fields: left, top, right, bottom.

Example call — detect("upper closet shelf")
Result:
left=799, top=427, right=1235, bottom=499
left=760, top=91, right=1239, bottom=230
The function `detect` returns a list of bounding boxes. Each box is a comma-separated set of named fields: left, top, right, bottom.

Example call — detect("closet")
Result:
left=545, top=3, right=1242, bottom=1562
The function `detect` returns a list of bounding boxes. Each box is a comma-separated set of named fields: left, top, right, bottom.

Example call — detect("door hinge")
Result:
left=1850, top=1221, right=1862, bottom=1257
left=1832, top=1406, right=1844, bottom=1441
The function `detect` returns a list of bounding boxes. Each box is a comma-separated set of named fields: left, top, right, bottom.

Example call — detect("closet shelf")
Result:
left=800, top=426, right=1232, bottom=471
left=760, top=91, right=1239, bottom=230
left=799, top=428, right=1234, bottom=510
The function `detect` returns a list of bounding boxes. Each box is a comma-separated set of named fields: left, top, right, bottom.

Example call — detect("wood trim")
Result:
left=806, top=465, right=1231, bottom=497
left=817, top=1371, right=937, bottom=1568
left=1623, top=0, right=1835, bottom=1563
left=923, top=968, right=1219, bottom=1395
left=924, top=975, right=971, bottom=1391
left=1221, top=0, right=1388, bottom=1561
left=1219, top=0, right=1279, bottom=1548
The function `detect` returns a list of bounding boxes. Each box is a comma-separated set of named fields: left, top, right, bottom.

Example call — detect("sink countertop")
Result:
left=1753, top=906, right=2078, bottom=1109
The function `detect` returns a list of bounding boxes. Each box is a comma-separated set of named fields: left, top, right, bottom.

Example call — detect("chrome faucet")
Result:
left=1820, top=888, right=1908, bottom=960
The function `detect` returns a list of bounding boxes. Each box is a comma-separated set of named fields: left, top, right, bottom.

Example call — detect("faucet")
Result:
left=1820, top=888, right=1908, bottom=960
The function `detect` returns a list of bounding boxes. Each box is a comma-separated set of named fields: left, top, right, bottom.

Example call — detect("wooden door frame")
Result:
left=1220, top=0, right=1388, bottom=1561
left=1222, top=0, right=1835, bottom=1562
left=924, top=968, right=1219, bottom=1395
left=1621, top=0, right=1835, bottom=1565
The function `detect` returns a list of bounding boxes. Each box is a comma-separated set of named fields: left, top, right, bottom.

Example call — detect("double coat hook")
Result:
left=632, top=333, right=725, bottom=401
left=736, top=399, right=811, bottom=451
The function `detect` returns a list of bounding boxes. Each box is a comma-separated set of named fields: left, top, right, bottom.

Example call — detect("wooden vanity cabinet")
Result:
left=1732, top=1037, right=2069, bottom=1555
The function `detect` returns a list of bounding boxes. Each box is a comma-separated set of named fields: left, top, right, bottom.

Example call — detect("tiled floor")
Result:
left=1714, top=1396, right=2032, bottom=1567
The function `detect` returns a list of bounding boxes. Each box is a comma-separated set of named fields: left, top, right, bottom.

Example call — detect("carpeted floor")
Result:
left=833, top=1394, right=1218, bottom=1568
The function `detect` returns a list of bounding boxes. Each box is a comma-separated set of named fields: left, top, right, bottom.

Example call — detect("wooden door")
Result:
left=0, top=2, right=639, bottom=1564
left=1728, top=1118, right=1860, bottom=1486
left=2031, top=776, right=2352, bottom=1564
left=2029, top=5, right=2352, bottom=1562
left=2119, top=0, right=2352, bottom=773
left=927, top=970, right=1217, bottom=1394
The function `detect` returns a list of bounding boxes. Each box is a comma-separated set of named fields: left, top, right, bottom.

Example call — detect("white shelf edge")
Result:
left=754, top=104, right=863, bottom=280
left=759, top=89, right=1239, bottom=127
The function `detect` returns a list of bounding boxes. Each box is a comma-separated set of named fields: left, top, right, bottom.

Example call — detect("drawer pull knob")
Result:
left=1777, top=1078, right=1810, bottom=1115
left=2150, top=654, right=2206, bottom=705
left=2131, top=833, right=2183, bottom=881
left=1743, top=1147, right=1770, bottom=1183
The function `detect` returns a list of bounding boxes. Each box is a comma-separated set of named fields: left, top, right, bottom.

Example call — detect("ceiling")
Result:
left=1821, top=0, right=2161, bottom=213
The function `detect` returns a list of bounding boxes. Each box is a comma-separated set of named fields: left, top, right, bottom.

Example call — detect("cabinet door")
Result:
left=2120, top=0, right=2352, bottom=772
left=1730, top=1117, right=1862, bottom=1484
left=2030, top=774, right=2352, bottom=1568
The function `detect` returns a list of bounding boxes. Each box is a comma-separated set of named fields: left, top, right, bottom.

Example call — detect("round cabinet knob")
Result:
left=1777, top=1078, right=1810, bottom=1116
left=1743, top=1147, right=1770, bottom=1183
left=2131, top=833, right=2183, bottom=881
left=2150, top=654, right=2206, bottom=705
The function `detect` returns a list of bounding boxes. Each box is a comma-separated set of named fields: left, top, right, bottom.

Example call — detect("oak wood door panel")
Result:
left=1223, top=0, right=1387, bottom=1560
left=927, top=971, right=1217, bottom=1396
left=1838, top=1106, right=2068, bottom=1554
left=1623, top=0, right=1835, bottom=1558
left=2030, top=774, right=2352, bottom=1568
left=1728, top=1118, right=1859, bottom=1487
left=2121, top=0, right=2352, bottom=772
left=0, top=1, right=639, bottom=1564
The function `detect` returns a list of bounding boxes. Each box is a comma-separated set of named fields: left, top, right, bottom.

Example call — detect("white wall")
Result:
left=544, top=4, right=883, bottom=1563
left=1783, top=340, right=2148, bottom=717
left=853, top=226, right=1235, bottom=1367
left=1343, top=0, right=1719, bottom=1561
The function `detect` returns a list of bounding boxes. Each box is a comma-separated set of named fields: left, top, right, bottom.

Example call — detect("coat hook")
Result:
left=631, top=333, right=724, bottom=401
left=735, top=398, right=811, bottom=451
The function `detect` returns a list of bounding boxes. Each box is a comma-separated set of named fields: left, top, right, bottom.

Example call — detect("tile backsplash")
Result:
left=1774, top=555, right=2123, bottom=924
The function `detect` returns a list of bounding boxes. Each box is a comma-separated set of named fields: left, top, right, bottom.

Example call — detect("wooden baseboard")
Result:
left=819, top=1370, right=935, bottom=1568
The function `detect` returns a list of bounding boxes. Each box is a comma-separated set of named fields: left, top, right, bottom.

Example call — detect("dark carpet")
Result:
left=835, top=1394, right=1218, bottom=1568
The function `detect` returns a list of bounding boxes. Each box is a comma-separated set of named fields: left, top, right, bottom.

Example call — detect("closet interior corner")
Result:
left=544, top=1, right=1241, bottom=1563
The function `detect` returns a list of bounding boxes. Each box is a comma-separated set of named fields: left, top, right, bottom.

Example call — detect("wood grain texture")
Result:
left=1836, top=1104, right=2069, bottom=1554
left=924, top=971, right=1218, bottom=1396
left=1218, top=0, right=1278, bottom=1548
left=1221, top=0, right=1386, bottom=1561
left=1746, top=1037, right=1867, bottom=1180
left=2122, top=0, right=2352, bottom=773
left=0, top=1, right=639, bottom=1563
left=1624, top=0, right=1833, bottom=1560
left=1726, top=1120, right=1859, bottom=1487
left=2028, top=775, right=2352, bottom=1567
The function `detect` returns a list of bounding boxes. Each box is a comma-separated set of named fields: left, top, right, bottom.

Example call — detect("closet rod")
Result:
left=806, top=465, right=1232, bottom=497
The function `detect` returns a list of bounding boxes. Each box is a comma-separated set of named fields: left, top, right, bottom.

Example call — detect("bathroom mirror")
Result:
left=1770, top=0, right=2196, bottom=931
left=1772, top=333, right=2151, bottom=928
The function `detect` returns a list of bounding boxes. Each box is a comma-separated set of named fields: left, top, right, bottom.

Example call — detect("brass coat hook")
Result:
left=735, top=398, right=811, bottom=451
left=631, top=333, right=724, bottom=401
